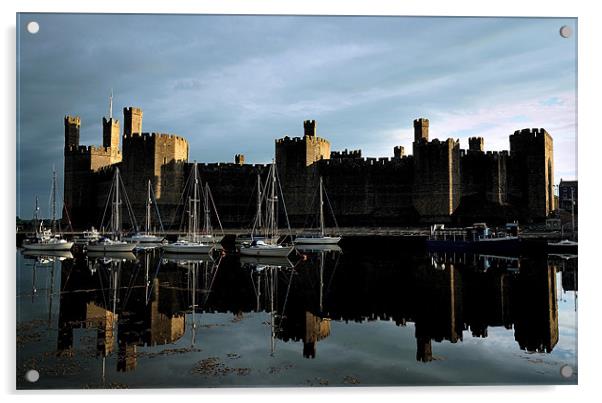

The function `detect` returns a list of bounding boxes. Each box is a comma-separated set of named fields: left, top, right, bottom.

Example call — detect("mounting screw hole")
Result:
left=25, top=369, right=40, bottom=383
left=560, top=364, right=573, bottom=378
left=27, top=21, right=40, bottom=34
left=559, top=25, right=572, bottom=38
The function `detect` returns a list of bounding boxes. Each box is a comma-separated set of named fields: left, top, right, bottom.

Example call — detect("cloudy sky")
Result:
left=16, top=14, right=576, bottom=218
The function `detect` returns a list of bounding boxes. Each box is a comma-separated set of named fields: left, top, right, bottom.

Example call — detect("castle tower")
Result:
left=508, top=128, right=554, bottom=219
left=412, top=118, right=461, bottom=222
left=413, top=118, right=429, bottom=143
left=102, top=117, right=120, bottom=149
left=275, top=120, right=331, bottom=226
left=235, top=154, right=245, bottom=165
left=468, top=137, right=484, bottom=152
left=123, top=107, right=143, bottom=136
left=64, top=115, right=80, bottom=149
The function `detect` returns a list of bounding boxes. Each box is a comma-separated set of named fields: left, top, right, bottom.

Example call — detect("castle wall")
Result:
left=64, top=144, right=121, bottom=228
left=193, top=162, right=270, bottom=229
left=316, top=156, right=416, bottom=226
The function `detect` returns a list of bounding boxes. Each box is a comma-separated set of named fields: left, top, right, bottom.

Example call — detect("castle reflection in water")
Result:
left=22, top=244, right=577, bottom=373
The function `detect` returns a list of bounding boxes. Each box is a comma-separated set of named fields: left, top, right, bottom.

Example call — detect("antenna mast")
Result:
left=109, top=88, right=113, bottom=119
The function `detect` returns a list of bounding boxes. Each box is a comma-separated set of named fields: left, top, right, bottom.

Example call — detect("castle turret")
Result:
left=394, top=146, right=405, bottom=158
left=123, top=107, right=143, bottom=137
left=414, top=118, right=429, bottom=143
left=64, top=115, right=81, bottom=149
left=234, top=154, right=245, bottom=165
left=103, top=117, right=120, bottom=149
left=303, top=120, right=316, bottom=137
left=468, top=137, right=484, bottom=152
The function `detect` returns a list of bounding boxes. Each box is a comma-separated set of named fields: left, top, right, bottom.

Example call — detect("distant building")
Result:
left=558, top=180, right=578, bottom=213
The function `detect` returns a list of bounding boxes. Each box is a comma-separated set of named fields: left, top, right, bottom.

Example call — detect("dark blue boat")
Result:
left=426, top=222, right=520, bottom=254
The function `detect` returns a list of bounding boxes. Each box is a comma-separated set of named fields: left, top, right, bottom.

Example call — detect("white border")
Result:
left=3, top=1, right=599, bottom=402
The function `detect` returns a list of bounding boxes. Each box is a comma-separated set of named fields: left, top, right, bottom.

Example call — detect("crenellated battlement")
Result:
left=276, top=135, right=329, bottom=145
left=321, top=153, right=412, bottom=168
left=468, top=137, right=484, bottom=152
left=66, top=145, right=121, bottom=156
left=413, top=118, right=429, bottom=125
left=64, top=115, right=81, bottom=126
left=123, top=106, right=142, bottom=113
left=303, top=119, right=316, bottom=136
left=122, top=131, right=188, bottom=144
left=331, top=149, right=362, bottom=159
left=513, top=127, right=549, bottom=138
left=276, top=136, right=301, bottom=144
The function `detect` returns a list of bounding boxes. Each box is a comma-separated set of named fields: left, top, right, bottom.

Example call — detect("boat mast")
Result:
left=319, top=176, right=325, bottom=238
left=269, top=161, right=277, bottom=240
left=192, top=163, right=199, bottom=242
left=571, top=187, right=575, bottom=240
left=109, top=88, right=113, bottom=120
left=204, top=183, right=211, bottom=235
left=146, top=180, right=152, bottom=234
left=51, top=166, right=57, bottom=233
left=257, top=173, right=262, bottom=232
left=34, top=196, right=40, bottom=235
left=113, top=168, right=121, bottom=240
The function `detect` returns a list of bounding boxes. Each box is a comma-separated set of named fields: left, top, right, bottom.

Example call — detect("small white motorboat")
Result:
left=87, top=237, right=137, bottom=252
left=239, top=239, right=294, bottom=257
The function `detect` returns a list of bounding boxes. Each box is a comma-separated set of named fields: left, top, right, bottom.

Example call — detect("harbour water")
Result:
left=16, top=239, right=577, bottom=389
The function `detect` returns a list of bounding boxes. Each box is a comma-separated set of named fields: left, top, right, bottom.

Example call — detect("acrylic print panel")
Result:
left=15, top=13, right=577, bottom=389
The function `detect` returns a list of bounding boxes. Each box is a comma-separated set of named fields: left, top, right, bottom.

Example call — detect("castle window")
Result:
left=164, top=157, right=166, bottom=164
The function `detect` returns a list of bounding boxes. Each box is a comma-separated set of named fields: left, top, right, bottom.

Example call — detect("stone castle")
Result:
left=63, top=107, right=555, bottom=229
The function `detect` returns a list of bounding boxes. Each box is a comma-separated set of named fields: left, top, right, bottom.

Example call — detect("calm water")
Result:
left=16, top=241, right=578, bottom=389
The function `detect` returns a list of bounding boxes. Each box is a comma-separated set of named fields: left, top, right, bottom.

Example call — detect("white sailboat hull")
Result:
left=87, top=241, right=137, bottom=252
left=179, top=234, right=224, bottom=244
left=294, top=236, right=341, bottom=245
left=162, top=242, right=214, bottom=254
left=22, top=241, right=74, bottom=251
left=239, top=245, right=294, bottom=257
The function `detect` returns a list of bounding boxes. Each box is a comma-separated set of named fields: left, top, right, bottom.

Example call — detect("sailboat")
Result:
left=163, top=163, right=213, bottom=254
left=240, top=162, right=294, bottom=257
left=236, top=173, right=278, bottom=247
left=23, top=169, right=74, bottom=251
left=124, top=180, right=165, bottom=244
left=87, top=167, right=137, bottom=252
left=178, top=182, right=224, bottom=246
left=294, top=176, right=341, bottom=245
